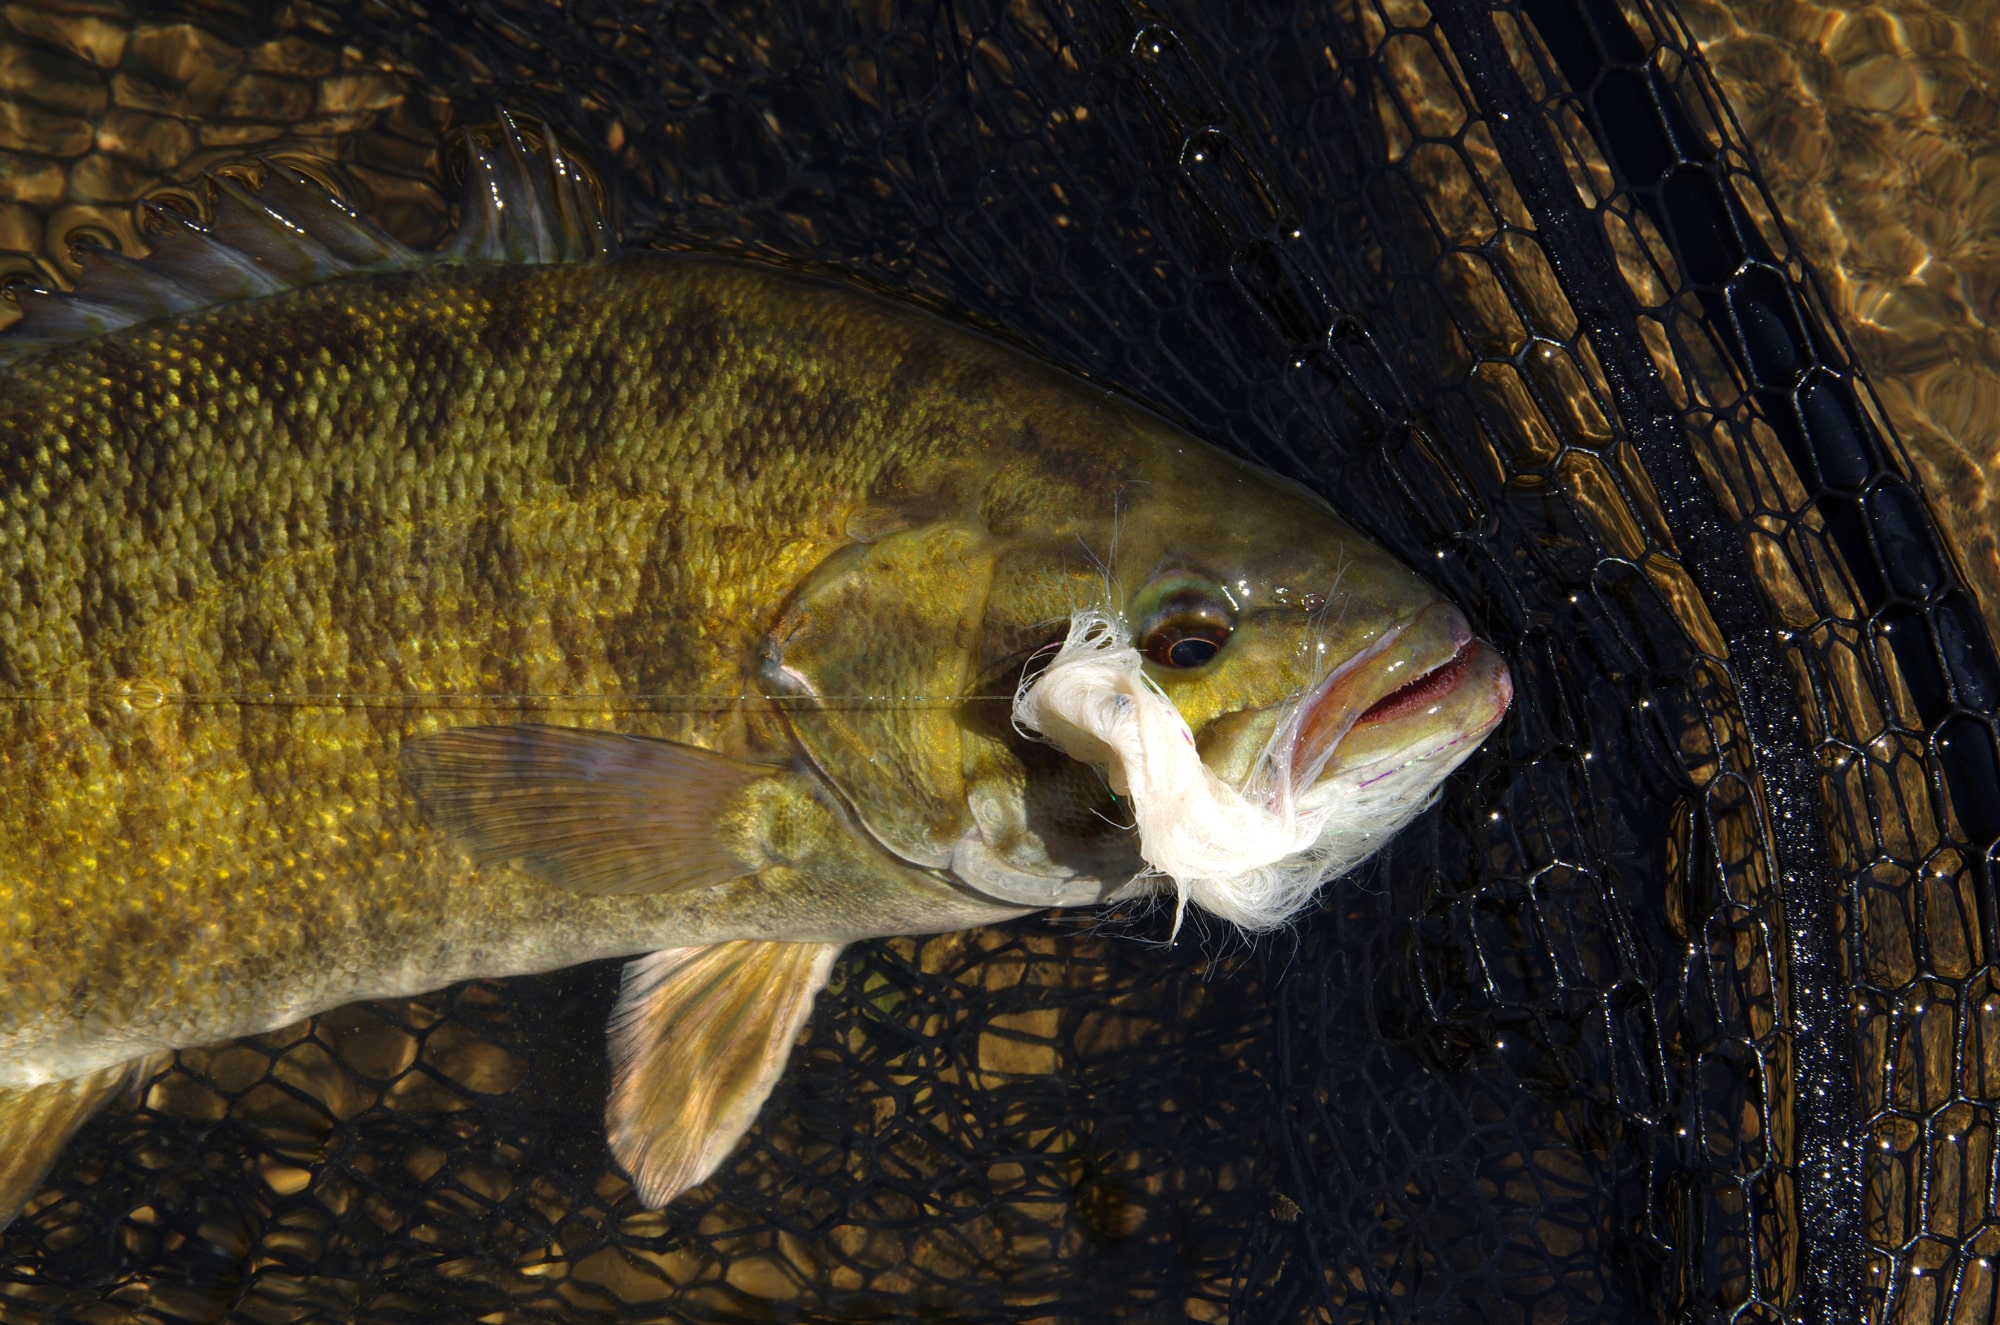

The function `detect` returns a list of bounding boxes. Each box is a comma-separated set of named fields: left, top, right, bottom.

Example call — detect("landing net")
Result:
left=1, top=2, right=1995, bottom=1320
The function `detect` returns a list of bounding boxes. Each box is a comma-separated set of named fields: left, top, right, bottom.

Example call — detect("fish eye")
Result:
left=1138, top=589, right=1235, bottom=669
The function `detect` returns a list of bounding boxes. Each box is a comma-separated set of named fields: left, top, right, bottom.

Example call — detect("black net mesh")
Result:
left=2, top=1, right=1998, bottom=1321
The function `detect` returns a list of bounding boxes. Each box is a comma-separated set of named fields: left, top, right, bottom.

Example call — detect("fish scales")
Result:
left=0, top=256, right=1082, bottom=1078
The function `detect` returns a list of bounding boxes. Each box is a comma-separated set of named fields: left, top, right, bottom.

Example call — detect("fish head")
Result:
left=765, top=406, right=1510, bottom=919
left=1097, top=434, right=1514, bottom=816
left=936, top=420, right=1512, bottom=920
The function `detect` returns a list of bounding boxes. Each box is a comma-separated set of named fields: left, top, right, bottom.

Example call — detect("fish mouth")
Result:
left=1352, top=638, right=1481, bottom=728
left=1288, top=603, right=1511, bottom=786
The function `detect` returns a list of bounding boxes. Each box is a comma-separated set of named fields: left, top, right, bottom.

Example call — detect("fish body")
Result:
left=1, top=254, right=1056, bottom=1081
left=0, top=127, right=1510, bottom=1219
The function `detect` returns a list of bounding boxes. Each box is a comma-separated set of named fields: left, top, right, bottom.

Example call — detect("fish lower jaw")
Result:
left=1301, top=734, right=1469, bottom=810
left=1294, top=636, right=1511, bottom=793
left=1294, top=691, right=1512, bottom=827
left=1286, top=604, right=1473, bottom=774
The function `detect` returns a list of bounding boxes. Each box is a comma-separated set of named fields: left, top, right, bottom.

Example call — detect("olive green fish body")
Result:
left=0, top=256, right=1117, bottom=1083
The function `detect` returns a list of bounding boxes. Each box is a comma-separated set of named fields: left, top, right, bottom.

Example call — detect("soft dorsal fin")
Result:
left=0, top=113, right=614, bottom=369
left=605, top=941, right=844, bottom=1207
left=400, top=724, right=776, bottom=897
left=0, top=1056, right=166, bottom=1232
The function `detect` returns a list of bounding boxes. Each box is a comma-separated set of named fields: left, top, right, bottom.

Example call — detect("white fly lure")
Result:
left=1015, top=604, right=1512, bottom=932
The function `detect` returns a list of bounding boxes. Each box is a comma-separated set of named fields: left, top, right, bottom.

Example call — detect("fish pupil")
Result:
left=1137, top=586, right=1235, bottom=668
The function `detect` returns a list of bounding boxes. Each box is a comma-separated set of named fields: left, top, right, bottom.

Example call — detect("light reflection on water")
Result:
left=1685, top=0, right=2000, bottom=643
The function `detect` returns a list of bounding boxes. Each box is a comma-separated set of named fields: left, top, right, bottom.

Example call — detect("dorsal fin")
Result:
left=448, top=115, right=614, bottom=264
left=0, top=113, right=615, bottom=369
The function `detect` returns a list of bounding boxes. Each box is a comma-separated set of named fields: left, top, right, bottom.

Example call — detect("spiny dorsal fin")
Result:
left=0, top=113, right=615, bottom=369
left=449, top=114, right=613, bottom=265
left=606, top=941, right=844, bottom=1207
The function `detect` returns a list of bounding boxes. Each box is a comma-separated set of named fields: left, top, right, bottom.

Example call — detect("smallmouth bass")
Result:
left=0, top=123, right=1510, bottom=1222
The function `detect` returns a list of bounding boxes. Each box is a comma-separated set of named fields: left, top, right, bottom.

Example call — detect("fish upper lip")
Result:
left=1286, top=603, right=1477, bottom=782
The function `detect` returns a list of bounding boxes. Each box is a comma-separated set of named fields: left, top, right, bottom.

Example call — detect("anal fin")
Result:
left=605, top=940, right=843, bottom=1207
left=1, top=1056, right=165, bottom=1231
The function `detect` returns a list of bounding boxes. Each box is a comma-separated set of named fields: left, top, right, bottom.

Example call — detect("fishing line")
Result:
left=0, top=690, right=1019, bottom=711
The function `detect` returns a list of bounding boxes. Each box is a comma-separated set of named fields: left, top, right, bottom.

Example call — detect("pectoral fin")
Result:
left=605, top=940, right=843, bottom=1207
left=401, top=725, right=779, bottom=896
left=1, top=1058, right=162, bottom=1231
